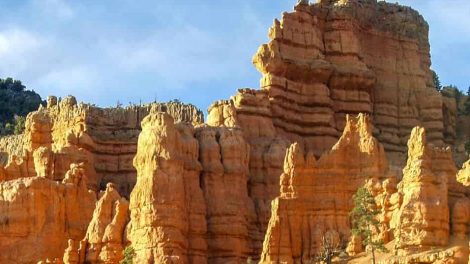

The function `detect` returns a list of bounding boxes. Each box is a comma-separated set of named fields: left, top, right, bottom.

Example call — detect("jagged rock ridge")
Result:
left=0, top=0, right=468, bottom=263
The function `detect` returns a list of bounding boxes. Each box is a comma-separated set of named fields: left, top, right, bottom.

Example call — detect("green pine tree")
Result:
left=431, top=70, right=441, bottom=91
left=350, top=187, right=388, bottom=264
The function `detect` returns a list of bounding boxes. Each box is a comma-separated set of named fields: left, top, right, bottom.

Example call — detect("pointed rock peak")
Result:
left=100, top=182, right=122, bottom=200
left=284, top=143, right=305, bottom=172
left=407, top=126, right=427, bottom=160
left=334, top=113, right=376, bottom=153
left=357, top=113, right=373, bottom=137
left=343, top=113, right=371, bottom=135
left=343, top=113, right=371, bottom=132
left=284, top=143, right=316, bottom=173
left=457, top=157, right=470, bottom=186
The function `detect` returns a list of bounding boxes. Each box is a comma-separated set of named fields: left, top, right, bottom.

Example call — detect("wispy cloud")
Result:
left=107, top=25, right=225, bottom=86
left=0, top=28, right=47, bottom=77
left=35, top=66, right=99, bottom=95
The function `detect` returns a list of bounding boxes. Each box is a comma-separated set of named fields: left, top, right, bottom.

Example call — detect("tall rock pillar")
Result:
left=127, top=113, right=190, bottom=263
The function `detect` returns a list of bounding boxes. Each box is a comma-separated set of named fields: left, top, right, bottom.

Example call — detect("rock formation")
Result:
left=202, top=0, right=458, bottom=258
left=127, top=112, right=253, bottom=263
left=236, top=0, right=447, bottom=170
left=0, top=97, right=203, bottom=264
left=457, top=158, right=470, bottom=187
left=0, top=163, right=96, bottom=263
left=127, top=112, right=195, bottom=263
left=0, top=0, right=469, bottom=263
left=259, top=114, right=395, bottom=263
left=63, top=183, right=129, bottom=264
left=0, top=97, right=204, bottom=194
left=391, top=127, right=450, bottom=252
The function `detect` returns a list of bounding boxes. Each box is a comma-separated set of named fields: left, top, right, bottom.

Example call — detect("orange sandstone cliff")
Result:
left=0, top=0, right=469, bottom=263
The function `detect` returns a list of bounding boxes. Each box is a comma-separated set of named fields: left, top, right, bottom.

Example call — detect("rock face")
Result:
left=391, top=127, right=450, bottom=252
left=127, top=112, right=253, bottom=263
left=195, top=126, right=253, bottom=263
left=201, top=0, right=457, bottom=258
left=245, top=0, right=446, bottom=169
left=0, top=0, right=469, bottom=263
left=457, top=159, right=470, bottom=187
left=0, top=98, right=204, bottom=264
left=0, top=163, right=96, bottom=263
left=127, top=112, right=196, bottom=263
left=63, top=183, right=129, bottom=264
left=0, top=97, right=204, bottom=194
left=259, top=114, right=394, bottom=263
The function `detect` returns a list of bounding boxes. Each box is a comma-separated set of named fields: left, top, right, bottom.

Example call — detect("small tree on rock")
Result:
left=120, top=246, right=135, bottom=264
left=431, top=70, right=441, bottom=91
left=350, top=187, right=388, bottom=264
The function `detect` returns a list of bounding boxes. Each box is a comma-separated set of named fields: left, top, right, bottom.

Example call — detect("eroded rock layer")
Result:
left=127, top=112, right=254, bottom=263
left=0, top=97, right=204, bottom=195
left=229, top=0, right=447, bottom=169
left=0, top=163, right=96, bottom=263
left=63, top=183, right=129, bottom=264
left=0, top=0, right=468, bottom=263
left=259, top=114, right=395, bottom=263
left=202, top=1, right=457, bottom=257
left=391, top=127, right=450, bottom=251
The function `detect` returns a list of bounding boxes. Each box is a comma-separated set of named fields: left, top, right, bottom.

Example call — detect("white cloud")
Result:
left=104, top=25, right=234, bottom=89
left=33, top=65, right=99, bottom=98
left=0, top=28, right=47, bottom=76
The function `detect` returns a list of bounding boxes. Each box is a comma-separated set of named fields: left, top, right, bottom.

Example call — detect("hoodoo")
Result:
left=0, top=0, right=468, bottom=263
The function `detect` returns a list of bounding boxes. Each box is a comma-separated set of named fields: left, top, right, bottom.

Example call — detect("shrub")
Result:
left=120, top=246, right=135, bottom=264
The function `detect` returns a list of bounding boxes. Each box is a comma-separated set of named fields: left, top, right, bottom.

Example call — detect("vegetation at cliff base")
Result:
left=0, top=78, right=44, bottom=136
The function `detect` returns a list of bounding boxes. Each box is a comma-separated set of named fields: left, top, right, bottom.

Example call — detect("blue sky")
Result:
left=0, top=0, right=468, bottom=113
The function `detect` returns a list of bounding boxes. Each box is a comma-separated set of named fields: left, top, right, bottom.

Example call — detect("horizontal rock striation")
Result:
left=0, top=96, right=204, bottom=195
left=243, top=0, right=448, bottom=169
left=0, top=0, right=468, bottom=263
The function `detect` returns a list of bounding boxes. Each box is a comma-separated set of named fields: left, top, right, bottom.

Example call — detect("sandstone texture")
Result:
left=0, top=163, right=96, bottom=263
left=0, top=98, right=203, bottom=193
left=125, top=111, right=255, bottom=263
left=240, top=0, right=447, bottom=171
left=259, top=114, right=394, bottom=263
left=0, top=0, right=469, bottom=263
left=62, top=183, right=129, bottom=264
left=391, top=127, right=450, bottom=251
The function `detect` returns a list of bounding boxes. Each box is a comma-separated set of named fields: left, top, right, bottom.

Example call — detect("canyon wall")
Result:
left=0, top=0, right=468, bottom=263
left=240, top=0, right=448, bottom=170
